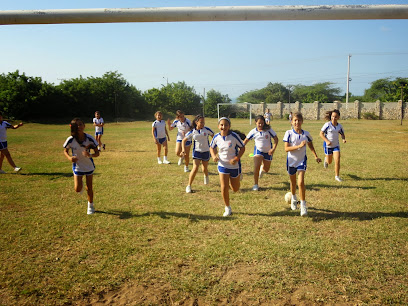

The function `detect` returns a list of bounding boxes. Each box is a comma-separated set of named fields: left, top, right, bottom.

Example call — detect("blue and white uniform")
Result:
left=152, top=120, right=167, bottom=144
left=171, top=118, right=192, bottom=144
left=93, top=117, right=104, bottom=135
left=63, top=133, right=99, bottom=176
left=264, top=112, right=272, bottom=123
left=246, top=127, right=277, bottom=160
left=283, top=129, right=313, bottom=174
left=0, top=121, right=12, bottom=150
left=185, top=126, right=214, bottom=161
left=210, top=131, right=245, bottom=177
left=321, top=121, right=344, bottom=154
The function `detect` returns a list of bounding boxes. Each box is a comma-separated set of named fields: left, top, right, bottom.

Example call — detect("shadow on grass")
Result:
left=96, top=210, right=229, bottom=221
left=19, top=172, right=73, bottom=178
left=239, top=207, right=408, bottom=222
left=306, top=183, right=376, bottom=191
left=347, top=174, right=408, bottom=182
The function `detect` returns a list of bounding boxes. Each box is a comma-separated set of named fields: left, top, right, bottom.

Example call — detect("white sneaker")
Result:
left=186, top=185, right=192, bottom=193
left=223, top=206, right=232, bottom=217
left=324, top=161, right=328, bottom=169
left=335, top=176, right=343, bottom=182
left=184, top=166, right=190, bottom=172
left=0, top=169, right=6, bottom=174
left=14, top=167, right=22, bottom=173
left=291, top=198, right=297, bottom=210
left=163, top=159, right=171, bottom=164
left=204, top=175, right=209, bottom=185
left=300, top=202, right=308, bottom=216
left=252, top=184, right=259, bottom=191
left=259, top=165, right=264, bottom=178
left=87, top=205, right=95, bottom=215
left=178, top=156, right=184, bottom=166
left=158, top=159, right=162, bottom=164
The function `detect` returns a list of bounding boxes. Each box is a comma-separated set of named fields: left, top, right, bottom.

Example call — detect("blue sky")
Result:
left=1, top=0, right=408, bottom=99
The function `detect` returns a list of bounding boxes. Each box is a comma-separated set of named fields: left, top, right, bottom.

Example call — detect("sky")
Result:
left=1, top=0, right=408, bottom=100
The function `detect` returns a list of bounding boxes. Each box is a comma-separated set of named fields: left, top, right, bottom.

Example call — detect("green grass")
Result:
left=0, top=118, right=407, bottom=305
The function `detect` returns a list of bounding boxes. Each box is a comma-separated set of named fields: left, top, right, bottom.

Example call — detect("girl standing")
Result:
left=182, top=115, right=214, bottom=193
left=93, top=111, right=105, bottom=151
left=152, top=111, right=171, bottom=164
left=263, top=108, right=272, bottom=125
left=319, top=109, right=346, bottom=182
left=0, top=112, right=23, bottom=174
left=168, top=110, right=192, bottom=172
left=63, top=118, right=100, bottom=215
left=210, top=117, right=245, bottom=217
left=243, top=115, right=278, bottom=191
left=283, top=112, right=321, bottom=216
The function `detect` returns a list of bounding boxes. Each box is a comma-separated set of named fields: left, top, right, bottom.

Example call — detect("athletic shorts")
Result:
left=324, top=143, right=340, bottom=155
left=156, top=137, right=167, bottom=144
left=253, top=147, right=272, bottom=161
left=95, top=131, right=103, bottom=136
left=177, top=139, right=192, bottom=146
left=287, top=160, right=307, bottom=175
left=73, top=168, right=94, bottom=176
left=0, top=141, right=7, bottom=150
left=218, top=165, right=240, bottom=178
left=192, top=150, right=210, bottom=161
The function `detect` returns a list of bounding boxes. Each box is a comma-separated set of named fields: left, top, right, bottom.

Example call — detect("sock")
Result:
left=300, top=200, right=306, bottom=205
left=88, top=201, right=94, bottom=208
left=163, top=156, right=168, bottom=161
left=157, top=157, right=161, bottom=161
left=292, top=194, right=297, bottom=201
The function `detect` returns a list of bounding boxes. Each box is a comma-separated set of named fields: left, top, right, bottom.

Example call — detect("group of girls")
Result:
left=153, top=109, right=346, bottom=217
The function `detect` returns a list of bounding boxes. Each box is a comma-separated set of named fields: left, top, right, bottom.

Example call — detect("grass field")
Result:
left=0, top=118, right=407, bottom=305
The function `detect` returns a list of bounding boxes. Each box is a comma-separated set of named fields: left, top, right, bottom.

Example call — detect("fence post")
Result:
left=354, top=100, right=361, bottom=119
left=375, top=100, right=382, bottom=119
left=277, top=101, right=283, bottom=119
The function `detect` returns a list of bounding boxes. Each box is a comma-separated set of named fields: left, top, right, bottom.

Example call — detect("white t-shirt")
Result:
left=185, top=126, right=214, bottom=152
left=321, top=121, right=344, bottom=148
left=264, top=112, right=272, bottom=121
left=152, top=120, right=167, bottom=139
left=246, top=127, right=277, bottom=153
left=0, top=121, right=12, bottom=142
left=283, top=129, right=313, bottom=168
left=63, top=133, right=99, bottom=174
left=93, top=117, right=104, bottom=133
left=170, top=118, right=192, bottom=141
left=210, top=131, right=245, bottom=169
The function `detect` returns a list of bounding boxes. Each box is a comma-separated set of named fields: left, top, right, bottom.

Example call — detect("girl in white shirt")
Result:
left=168, top=110, right=191, bottom=172
left=210, top=117, right=245, bottom=217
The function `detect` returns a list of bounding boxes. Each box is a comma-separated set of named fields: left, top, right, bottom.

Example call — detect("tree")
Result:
left=204, top=89, right=231, bottom=118
left=363, top=77, right=408, bottom=102
left=291, top=82, right=341, bottom=103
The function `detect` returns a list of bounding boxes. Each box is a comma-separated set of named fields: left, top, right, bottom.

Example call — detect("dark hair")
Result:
left=70, top=118, right=84, bottom=144
left=254, top=115, right=270, bottom=130
left=192, top=114, right=204, bottom=130
left=230, top=129, right=246, bottom=140
left=325, top=109, right=340, bottom=121
left=176, top=110, right=185, bottom=119
left=292, top=112, right=303, bottom=121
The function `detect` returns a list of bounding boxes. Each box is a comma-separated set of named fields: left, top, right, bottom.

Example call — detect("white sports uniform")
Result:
left=246, top=127, right=277, bottom=153
left=321, top=121, right=344, bottom=148
left=283, top=129, right=313, bottom=168
left=170, top=118, right=192, bottom=141
left=185, top=126, right=214, bottom=152
left=63, top=133, right=99, bottom=175
left=210, top=131, right=245, bottom=170
left=152, top=120, right=167, bottom=139
left=264, top=112, right=272, bottom=122
left=0, top=121, right=12, bottom=143
left=93, top=117, right=104, bottom=135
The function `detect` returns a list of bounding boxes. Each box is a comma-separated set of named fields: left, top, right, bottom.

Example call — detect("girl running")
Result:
left=243, top=115, right=278, bottom=191
left=93, top=111, right=105, bottom=151
left=63, top=118, right=100, bottom=215
left=319, top=109, right=346, bottom=182
left=283, top=112, right=321, bottom=216
left=0, top=112, right=23, bottom=174
left=152, top=111, right=170, bottom=164
left=182, top=115, right=214, bottom=193
left=168, top=110, right=192, bottom=172
left=264, top=108, right=272, bottom=124
left=210, top=117, right=245, bottom=217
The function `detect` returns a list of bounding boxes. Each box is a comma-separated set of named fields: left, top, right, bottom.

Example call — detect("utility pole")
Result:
left=202, top=88, right=206, bottom=116
left=346, top=54, right=352, bottom=109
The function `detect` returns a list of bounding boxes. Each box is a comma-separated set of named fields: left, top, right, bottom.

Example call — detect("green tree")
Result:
left=292, top=82, right=341, bottom=103
left=363, top=77, right=408, bottom=102
left=204, top=89, right=231, bottom=118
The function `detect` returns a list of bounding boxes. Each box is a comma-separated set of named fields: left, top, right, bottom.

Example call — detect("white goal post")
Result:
left=217, top=103, right=252, bottom=125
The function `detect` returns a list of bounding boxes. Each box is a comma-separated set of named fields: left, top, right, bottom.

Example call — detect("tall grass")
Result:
left=0, top=118, right=407, bottom=304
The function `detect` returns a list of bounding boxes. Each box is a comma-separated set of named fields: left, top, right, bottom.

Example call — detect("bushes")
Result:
left=362, top=112, right=379, bottom=120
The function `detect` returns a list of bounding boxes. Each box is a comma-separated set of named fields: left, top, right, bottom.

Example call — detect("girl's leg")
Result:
left=297, top=171, right=306, bottom=201
left=202, top=160, right=209, bottom=176
left=175, top=142, right=182, bottom=157
left=262, top=159, right=272, bottom=173
left=219, top=173, right=231, bottom=206
left=0, top=151, right=4, bottom=169
left=188, top=159, right=201, bottom=186
left=2, top=149, right=17, bottom=168
left=163, top=141, right=168, bottom=157
left=96, top=135, right=102, bottom=149
left=74, top=175, right=83, bottom=193
left=289, top=173, right=297, bottom=196
left=333, top=151, right=341, bottom=177
left=156, top=143, right=162, bottom=158
left=253, top=155, right=263, bottom=185
left=184, top=145, right=191, bottom=167
left=326, top=154, right=333, bottom=165
left=85, top=174, right=94, bottom=203
left=229, top=176, right=241, bottom=192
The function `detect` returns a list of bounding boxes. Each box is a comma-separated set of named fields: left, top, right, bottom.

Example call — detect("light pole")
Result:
left=346, top=54, right=352, bottom=109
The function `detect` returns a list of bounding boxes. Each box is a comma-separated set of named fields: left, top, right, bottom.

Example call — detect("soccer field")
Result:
left=1, top=118, right=407, bottom=304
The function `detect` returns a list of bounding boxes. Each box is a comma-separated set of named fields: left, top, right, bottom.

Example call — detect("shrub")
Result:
left=236, top=112, right=250, bottom=119
left=362, top=112, right=379, bottom=120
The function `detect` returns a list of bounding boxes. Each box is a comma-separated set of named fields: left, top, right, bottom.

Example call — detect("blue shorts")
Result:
left=254, top=147, right=272, bottom=161
left=287, top=159, right=307, bottom=175
left=0, top=141, right=7, bottom=150
left=323, top=143, right=340, bottom=155
left=73, top=167, right=94, bottom=176
left=218, top=165, right=240, bottom=178
left=193, top=150, right=210, bottom=161
left=156, top=137, right=167, bottom=145
left=177, top=139, right=192, bottom=146
left=95, top=131, right=103, bottom=136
